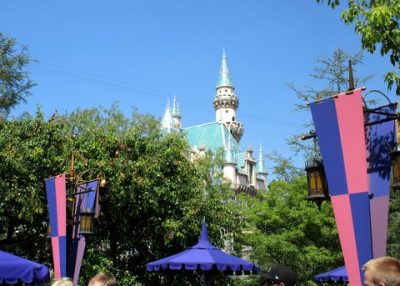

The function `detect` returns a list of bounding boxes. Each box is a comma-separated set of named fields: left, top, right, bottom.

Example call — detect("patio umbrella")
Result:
left=146, top=223, right=260, bottom=274
left=314, top=266, right=348, bottom=283
left=0, top=250, right=50, bottom=285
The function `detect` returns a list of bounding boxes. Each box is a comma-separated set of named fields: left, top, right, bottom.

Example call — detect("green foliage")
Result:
left=238, top=177, right=342, bottom=285
left=0, top=33, right=35, bottom=118
left=317, top=0, right=400, bottom=95
left=387, top=189, right=400, bottom=258
left=266, top=151, right=305, bottom=182
left=0, top=109, right=66, bottom=262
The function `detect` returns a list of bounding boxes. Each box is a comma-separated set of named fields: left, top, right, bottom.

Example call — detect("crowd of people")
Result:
left=50, top=255, right=400, bottom=286
left=51, top=272, right=117, bottom=286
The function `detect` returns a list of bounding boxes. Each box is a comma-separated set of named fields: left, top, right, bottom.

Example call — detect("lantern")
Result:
left=79, top=209, right=94, bottom=234
left=305, top=159, right=329, bottom=207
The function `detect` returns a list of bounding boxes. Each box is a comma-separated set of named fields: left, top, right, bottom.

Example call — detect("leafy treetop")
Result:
left=317, top=0, right=400, bottom=94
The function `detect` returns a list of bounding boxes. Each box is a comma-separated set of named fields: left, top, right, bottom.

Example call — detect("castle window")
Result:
left=232, top=116, right=235, bottom=121
left=225, top=89, right=227, bottom=92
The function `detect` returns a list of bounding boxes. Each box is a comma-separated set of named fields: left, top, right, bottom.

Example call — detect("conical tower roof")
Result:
left=160, top=99, right=173, bottom=131
left=257, top=144, right=267, bottom=174
left=216, top=48, right=234, bottom=88
left=172, top=97, right=181, bottom=118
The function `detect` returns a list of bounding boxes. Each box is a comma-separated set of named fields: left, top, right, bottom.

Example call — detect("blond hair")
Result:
left=88, top=272, right=117, bottom=286
left=51, top=277, right=74, bottom=286
left=363, top=256, right=400, bottom=286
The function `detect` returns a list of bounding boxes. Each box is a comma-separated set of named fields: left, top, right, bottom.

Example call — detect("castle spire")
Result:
left=160, top=98, right=173, bottom=132
left=172, top=96, right=180, bottom=117
left=257, top=143, right=267, bottom=175
left=217, top=48, right=234, bottom=88
left=171, top=96, right=182, bottom=129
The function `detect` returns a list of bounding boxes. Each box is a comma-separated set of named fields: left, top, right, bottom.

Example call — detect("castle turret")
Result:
left=160, top=99, right=173, bottom=132
left=172, top=97, right=181, bottom=129
left=245, top=146, right=256, bottom=187
left=213, top=49, right=243, bottom=142
left=257, top=144, right=268, bottom=177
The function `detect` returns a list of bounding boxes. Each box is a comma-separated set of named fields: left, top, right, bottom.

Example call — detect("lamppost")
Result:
left=45, top=153, right=106, bottom=285
left=304, top=73, right=399, bottom=285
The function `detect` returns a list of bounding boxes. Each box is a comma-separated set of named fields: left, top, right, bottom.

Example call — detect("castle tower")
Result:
left=213, top=49, right=244, bottom=142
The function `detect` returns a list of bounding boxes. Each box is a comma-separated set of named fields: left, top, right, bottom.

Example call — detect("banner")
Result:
left=310, top=89, right=372, bottom=286
left=45, top=174, right=67, bottom=279
left=365, top=105, right=396, bottom=257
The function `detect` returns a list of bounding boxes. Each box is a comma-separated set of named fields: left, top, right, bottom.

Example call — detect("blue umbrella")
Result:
left=147, top=223, right=259, bottom=274
left=314, top=266, right=348, bottom=283
left=0, top=250, right=50, bottom=284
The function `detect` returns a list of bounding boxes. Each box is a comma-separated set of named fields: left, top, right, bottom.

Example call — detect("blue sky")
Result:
left=0, top=1, right=395, bottom=175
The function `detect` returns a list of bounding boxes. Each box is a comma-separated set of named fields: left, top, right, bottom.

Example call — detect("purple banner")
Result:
left=365, top=105, right=396, bottom=257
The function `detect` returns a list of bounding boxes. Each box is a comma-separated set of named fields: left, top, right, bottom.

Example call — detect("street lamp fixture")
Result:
left=79, top=209, right=94, bottom=234
left=390, top=143, right=400, bottom=190
left=67, top=153, right=105, bottom=235
left=305, top=158, right=329, bottom=207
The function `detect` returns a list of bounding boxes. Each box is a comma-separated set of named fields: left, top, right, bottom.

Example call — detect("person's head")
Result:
left=261, top=265, right=297, bottom=286
left=88, top=272, right=117, bottom=286
left=363, top=256, right=400, bottom=286
left=51, top=277, right=74, bottom=286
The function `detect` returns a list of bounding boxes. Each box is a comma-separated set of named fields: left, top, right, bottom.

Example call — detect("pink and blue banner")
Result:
left=310, top=89, right=372, bottom=286
left=45, top=174, right=67, bottom=279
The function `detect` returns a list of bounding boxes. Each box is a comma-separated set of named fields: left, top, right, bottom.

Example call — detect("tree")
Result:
left=317, top=0, right=400, bottom=94
left=238, top=177, right=342, bottom=286
left=266, top=151, right=304, bottom=182
left=0, top=109, right=66, bottom=263
left=288, top=49, right=371, bottom=159
left=0, top=33, right=35, bottom=118
left=0, top=105, right=244, bottom=285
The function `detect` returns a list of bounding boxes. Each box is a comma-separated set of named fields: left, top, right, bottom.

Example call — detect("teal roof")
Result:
left=183, top=122, right=240, bottom=156
left=183, top=122, right=265, bottom=177
left=235, top=152, right=246, bottom=169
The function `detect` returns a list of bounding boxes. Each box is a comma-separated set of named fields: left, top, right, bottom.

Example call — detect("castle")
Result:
left=161, top=50, right=267, bottom=193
